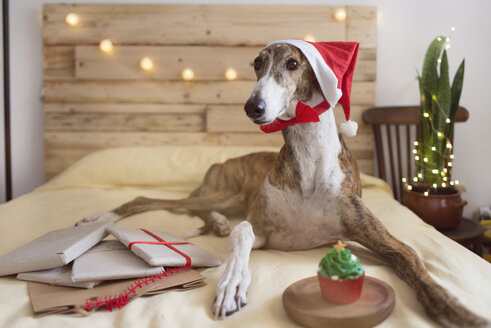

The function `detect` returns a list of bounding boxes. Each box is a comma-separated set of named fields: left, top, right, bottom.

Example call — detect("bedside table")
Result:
left=438, top=218, right=484, bottom=256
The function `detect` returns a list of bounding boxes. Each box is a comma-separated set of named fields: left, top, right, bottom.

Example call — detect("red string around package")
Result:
left=127, top=228, right=192, bottom=266
left=81, top=266, right=192, bottom=312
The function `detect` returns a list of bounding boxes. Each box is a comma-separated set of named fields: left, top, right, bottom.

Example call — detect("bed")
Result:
left=1, top=3, right=490, bottom=327
left=1, top=145, right=491, bottom=327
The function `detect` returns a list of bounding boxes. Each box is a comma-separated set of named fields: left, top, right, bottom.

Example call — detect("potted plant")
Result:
left=402, top=35, right=467, bottom=229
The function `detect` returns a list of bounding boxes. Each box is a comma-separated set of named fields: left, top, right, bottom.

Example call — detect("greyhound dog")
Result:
left=80, top=42, right=487, bottom=327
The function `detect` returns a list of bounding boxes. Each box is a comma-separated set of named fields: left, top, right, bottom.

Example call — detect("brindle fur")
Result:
left=99, top=44, right=486, bottom=327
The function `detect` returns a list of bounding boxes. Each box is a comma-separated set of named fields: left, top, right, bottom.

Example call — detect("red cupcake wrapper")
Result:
left=317, top=272, right=364, bottom=304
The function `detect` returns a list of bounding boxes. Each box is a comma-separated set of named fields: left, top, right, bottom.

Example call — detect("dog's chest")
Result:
left=263, top=182, right=345, bottom=250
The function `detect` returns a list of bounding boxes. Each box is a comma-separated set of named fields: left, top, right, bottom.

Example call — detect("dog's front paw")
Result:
left=75, top=211, right=120, bottom=226
left=213, top=258, right=250, bottom=319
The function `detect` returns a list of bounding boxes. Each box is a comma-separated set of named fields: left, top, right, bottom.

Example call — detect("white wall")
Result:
left=8, top=0, right=491, bottom=218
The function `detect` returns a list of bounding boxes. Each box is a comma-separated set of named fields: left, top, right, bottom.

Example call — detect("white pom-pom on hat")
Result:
left=340, top=120, right=358, bottom=137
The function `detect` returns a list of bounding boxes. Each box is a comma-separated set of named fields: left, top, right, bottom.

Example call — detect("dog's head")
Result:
left=244, top=44, right=321, bottom=125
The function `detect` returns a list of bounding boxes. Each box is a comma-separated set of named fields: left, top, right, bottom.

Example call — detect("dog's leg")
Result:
left=339, top=193, right=488, bottom=328
left=213, top=221, right=265, bottom=319
left=185, top=211, right=231, bottom=238
left=76, top=193, right=242, bottom=228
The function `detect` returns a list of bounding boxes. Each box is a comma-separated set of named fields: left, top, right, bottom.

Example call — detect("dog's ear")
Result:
left=294, top=62, right=322, bottom=103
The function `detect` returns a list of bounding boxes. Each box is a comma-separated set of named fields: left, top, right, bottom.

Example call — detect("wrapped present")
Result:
left=17, top=265, right=101, bottom=289
left=0, top=221, right=112, bottom=276
left=108, top=226, right=222, bottom=267
left=28, top=267, right=205, bottom=316
left=72, top=240, right=165, bottom=282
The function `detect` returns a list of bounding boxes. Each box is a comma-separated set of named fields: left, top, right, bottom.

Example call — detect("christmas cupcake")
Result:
left=317, top=240, right=364, bottom=304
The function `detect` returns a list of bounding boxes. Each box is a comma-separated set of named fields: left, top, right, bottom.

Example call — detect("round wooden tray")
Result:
left=283, top=276, right=395, bottom=328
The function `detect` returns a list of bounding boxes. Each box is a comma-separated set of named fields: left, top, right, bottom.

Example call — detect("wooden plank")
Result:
left=44, top=103, right=206, bottom=114
left=43, top=46, right=75, bottom=80
left=207, top=104, right=373, bottom=133
left=76, top=46, right=260, bottom=81
left=45, top=112, right=204, bottom=132
left=43, top=4, right=346, bottom=46
left=346, top=6, right=377, bottom=49
left=75, top=45, right=375, bottom=82
left=43, top=81, right=375, bottom=105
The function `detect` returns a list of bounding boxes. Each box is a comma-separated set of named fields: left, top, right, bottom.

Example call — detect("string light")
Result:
left=446, top=142, right=452, bottom=149
left=451, top=26, right=456, bottom=31
left=433, top=183, right=437, bottom=188
left=446, top=118, right=451, bottom=123
left=99, top=39, right=114, bottom=53
left=65, top=13, right=80, bottom=26
left=413, top=141, right=419, bottom=146
left=432, top=169, right=439, bottom=174
left=334, top=8, right=347, bottom=21
left=407, top=185, right=413, bottom=191
left=450, top=181, right=455, bottom=186
left=402, top=178, right=407, bottom=183
left=423, top=112, right=429, bottom=118
left=303, top=34, right=316, bottom=42
left=424, top=191, right=429, bottom=197
left=423, top=157, right=428, bottom=162
left=450, top=154, right=454, bottom=159
left=431, top=146, right=436, bottom=151
left=224, top=67, right=238, bottom=81
left=182, top=68, right=195, bottom=81
left=437, top=132, right=443, bottom=138
left=442, top=182, right=446, bottom=187
left=413, top=177, right=418, bottom=182
left=140, top=57, right=154, bottom=71
left=448, top=162, right=453, bottom=167
left=415, top=155, right=420, bottom=160
left=412, top=149, right=417, bottom=154
left=418, top=173, right=423, bottom=178
left=455, top=180, right=460, bottom=185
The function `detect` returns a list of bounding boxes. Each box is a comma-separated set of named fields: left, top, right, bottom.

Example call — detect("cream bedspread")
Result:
left=0, top=146, right=490, bottom=327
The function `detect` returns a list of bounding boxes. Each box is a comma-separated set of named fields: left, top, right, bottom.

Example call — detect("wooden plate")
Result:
left=283, top=276, right=395, bottom=328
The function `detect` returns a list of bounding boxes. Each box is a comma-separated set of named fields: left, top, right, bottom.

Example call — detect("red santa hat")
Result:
left=267, top=40, right=359, bottom=137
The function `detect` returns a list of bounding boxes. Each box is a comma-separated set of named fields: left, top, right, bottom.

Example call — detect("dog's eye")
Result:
left=286, top=59, right=298, bottom=71
left=253, top=57, right=262, bottom=71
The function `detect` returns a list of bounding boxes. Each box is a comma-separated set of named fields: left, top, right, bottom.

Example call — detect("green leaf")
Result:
left=450, top=59, right=465, bottom=122
left=421, top=36, right=446, bottom=105
left=437, top=50, right=451, bottom=132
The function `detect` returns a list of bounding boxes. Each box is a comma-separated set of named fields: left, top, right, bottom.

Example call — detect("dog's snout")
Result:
left=244, top=98, right=266, bottom=119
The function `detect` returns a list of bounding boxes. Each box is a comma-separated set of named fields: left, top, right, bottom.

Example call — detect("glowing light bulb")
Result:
left=443, top=168, right=448, bottom=173
left=224, top=67, right=238, bottom=81
left=433, top=183, right=437, bottom=188
left=140, top=57, right=154, bottom=71
left=437, top=132, right=443, bottom=138
left=414, top=141, right=419, bottom=146
left=455, top=180, right=460, bottom=185
left=437, top=37, right=442, bottom=41
left=437, top=58, right=442, bottom=64
left=415, top=156, right=420, bottom=160
left=431, top=146, right=436, bottom=151
left=65, top=13, right=80, bottom=26
left=432, top=94, right=437, bottom=100
left=442, top=182, right=446, bottom=188
left=424, top=157, right=428, bottom=163
left=445, top=43, right=451, bottom=50
left=448, top=162, right=453, bottom=167
left=446, top=142, right=452, bottom=149
left=407, top=185, right=413, bottom=191
left=450, top=181, right=455, bottom=186
left=450, top=154, right=454, bottom=159
left=181, top=68, right=195, bottom=81
left=451, top=26, right=456, bottom=31
left=443, top=177, right=447, bottom=181
left=303, top=34, right=316, bottom=42
left=432, top=169, right=439, bottom=174
left=446, top=118, right=451, bottom=123
left=424, top=191, right=429, bottom=197
left=402, top=178, right=407, bottom=183
left=99, top=39, right=113, bottom=53
left=423, top=112, right=429, bottom=118
left=412, top=149, right=417, bottom=154
left=413, top=177, right=418, bottom=182
left=334, top=8, right=347, bottom=21
left=418, top=173, right=423, bottom=178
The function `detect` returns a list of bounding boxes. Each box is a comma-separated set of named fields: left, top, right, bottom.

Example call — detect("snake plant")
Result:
left=413, top=36, right=465, bottom=193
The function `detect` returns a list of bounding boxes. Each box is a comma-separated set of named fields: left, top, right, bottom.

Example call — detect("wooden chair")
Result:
left=362, top=106, right=469, bottom=202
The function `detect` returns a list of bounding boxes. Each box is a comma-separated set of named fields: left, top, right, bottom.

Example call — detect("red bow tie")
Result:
left=260, top=100, right=331, bottom=133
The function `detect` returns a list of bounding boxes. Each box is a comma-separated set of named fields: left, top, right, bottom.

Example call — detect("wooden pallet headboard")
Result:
left=42, top=4, right=377, bottom=179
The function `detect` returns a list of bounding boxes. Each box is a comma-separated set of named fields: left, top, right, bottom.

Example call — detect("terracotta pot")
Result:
left=402, top=188, right=467, bottom=229
left=317, top=272, right=364, bottom=304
